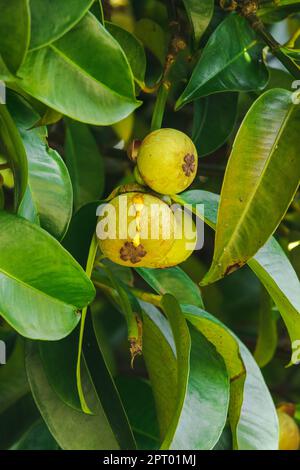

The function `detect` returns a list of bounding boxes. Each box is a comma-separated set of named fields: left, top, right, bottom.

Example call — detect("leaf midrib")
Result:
left=183, top=39, right=258, bottom=102
left=49, top=43, right=136, bottom=103
left=215, top=99, right=295, bottom=263
left=0, top=266, right=78, bottom=311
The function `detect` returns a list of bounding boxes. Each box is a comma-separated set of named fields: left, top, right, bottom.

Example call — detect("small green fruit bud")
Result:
left=137, top=128, right=198, bottom=195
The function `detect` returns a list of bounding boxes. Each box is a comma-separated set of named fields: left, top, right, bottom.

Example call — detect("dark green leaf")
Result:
left=65, top=119, right=104, bottom=211
left=176, top=14, right=268, bottom=108
left=0, top=338, right=29, bottom=414
left=10, top=420, right=60, bottom=450
left=193, top=92, right=238, bottom=156
left=26, top=341, right=121, bottom=450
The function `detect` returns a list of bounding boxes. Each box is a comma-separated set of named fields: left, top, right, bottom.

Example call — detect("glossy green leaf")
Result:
left=17, top=13, right=141, bottom=125
left=176, top=14, right=268, bottom=108
left=141, top=301, right=177, bottom=439
left=136, top=266, right=203, bottom=307
left=65, top=119, right=104, bottom=211
left=29, top=0, right=94, bottom=50
left=106, top=22, right=146, bottom=87
left=229, top=341, right=279, bottom=449
left=202, top=89, right=300, bottom=285
left=161, top=295, right=229, bottom=450
left=173, top=190, right=300, bottom=359
left=26, top=342, right=120, bottom=450
left=181, top=304, right=244, bottom=381
left=182, top=303, right=278, bottom=450
left=193, top=92, right=238, bottom=157
left=0, top=211, right=95, bottom=340
left=183, top=0, right=214, bottom=44
left=0, top=0, right=30, bottom=73
left=7, top=92, right=73, bottom=239
left=0, top=105, right=28, bottom=211
left=254, top=289, right=278, bottom=367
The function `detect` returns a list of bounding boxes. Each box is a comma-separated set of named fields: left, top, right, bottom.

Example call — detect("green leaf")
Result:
left=0, top=105, right=28, bottom=211
left=229, top=341, right=279, bottom=449
left=39, top=330, right=82, bottom=411
left=142, top=296, right=229, bottom=450
left=0, top=0, right=30, bottom=73
left=181, top=303, right=279, bottom=450
left=10, top=420, right=60, bottom=450
left=29, top=0, right=94, bottom=50
left=106, top=22, right=146, bottom=87
left=193, top=92, right=238, bottom=157
left=141, top=301, right=177, bottom=440
left=134, top=18, right=167, bottom=65
left=173, top=190, right=300, bottom=360
left=65, top=119, right=104, bottom=211
left=136, top=266, right=203, bottom=307
left=82, top=312, right=137, bottom=449
left=7, top=92, right=73, bottom=240
left=116, top=377, right=160, bottom=450
left=0, top=394, right=40, bottom=450
left=0, top=338, right=29, bottom=414
left=0, top=211, right=95, bottom=340
left=176, top=14, right=268, bottom=108
left=26, top=341, right=121, bottom=450
left=254, top=288, right=278, bottom=368
left=16, top=13, right=141, bottom=125
left=258, top=0, right=300, bottom=22
left=181, top=304, right=244, bottom=381
left=202, top=89, right=300, bottom=285
left=161, top=295, right=229, bottom=450
left=183, top=0, right=214, bottom=44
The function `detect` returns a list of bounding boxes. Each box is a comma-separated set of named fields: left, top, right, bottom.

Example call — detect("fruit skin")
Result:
left=137, top=128, right=198, bottom=195
left=159, top=209, right=197, bottom=267
left=277, top=410, right=300, bottom=450
left=97, top=192, right=177, bottom=267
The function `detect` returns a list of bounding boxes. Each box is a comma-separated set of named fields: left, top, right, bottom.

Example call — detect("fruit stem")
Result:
left=93, top=278, right=162, bottom=308
left=243, top=12, right=300, bottom=79
left=150, top=81, right=170, bottom=132
left=130, top=288, right=162, bottom=307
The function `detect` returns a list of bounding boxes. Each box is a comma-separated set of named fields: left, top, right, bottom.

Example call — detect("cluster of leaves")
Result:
left=0, top=0, right=300, bottom=451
